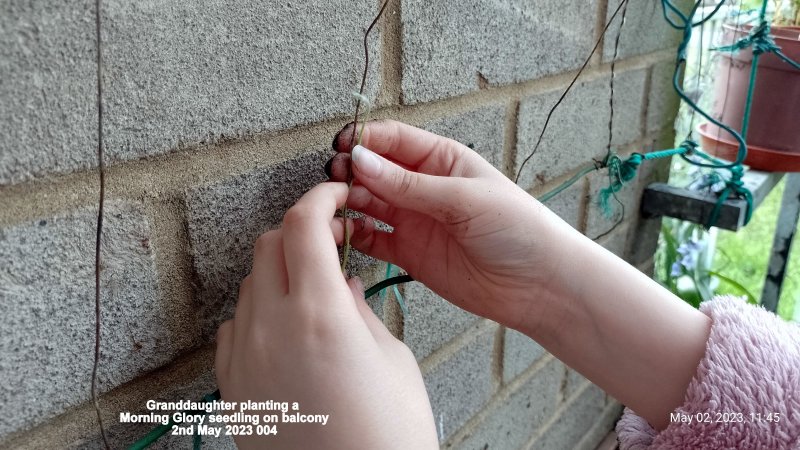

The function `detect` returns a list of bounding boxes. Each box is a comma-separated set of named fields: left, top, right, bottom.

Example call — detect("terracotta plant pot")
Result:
left=702, top=24, right=800, bottom=171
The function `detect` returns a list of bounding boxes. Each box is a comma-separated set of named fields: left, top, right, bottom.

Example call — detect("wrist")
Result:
left=503, top=202, right=591, bottom=337
left=513, top=225, right=712, bottom=430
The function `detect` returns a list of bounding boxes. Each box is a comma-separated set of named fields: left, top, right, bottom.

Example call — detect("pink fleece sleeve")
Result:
left=615, top=295, right=800, bottom=449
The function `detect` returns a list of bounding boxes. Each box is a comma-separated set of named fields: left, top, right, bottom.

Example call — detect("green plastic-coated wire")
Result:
left=598, top=147, right=689, bottom=217
left=538, top=164, right=597, bottom=204
left=740, top=1, right=770, bottom=140
left=658, top=0, right=758, bottom=228
left=365, top=275, right=415, bottom=300
left=378, top=263, right=410, bottom=314
left=126, top=391, right=221, bottom=450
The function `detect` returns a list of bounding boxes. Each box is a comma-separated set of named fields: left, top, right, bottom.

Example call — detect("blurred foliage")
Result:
left=656, top=218, right=758, bottom=308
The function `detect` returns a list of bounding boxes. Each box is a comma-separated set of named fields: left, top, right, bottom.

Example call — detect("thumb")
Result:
left=351, top=144, right=467, bottom=223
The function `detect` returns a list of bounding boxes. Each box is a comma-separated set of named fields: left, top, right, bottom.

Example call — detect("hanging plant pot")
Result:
left=700, top=24, right=800, bottom=171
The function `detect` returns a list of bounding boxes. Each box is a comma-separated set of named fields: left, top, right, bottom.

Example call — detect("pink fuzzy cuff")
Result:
left=616, top=295, right=800, bottom=449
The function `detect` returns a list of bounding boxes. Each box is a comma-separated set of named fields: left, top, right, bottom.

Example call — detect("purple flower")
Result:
left=672, top=240, right=705, bottom=276
left=671, top=261, right=683, bottom=277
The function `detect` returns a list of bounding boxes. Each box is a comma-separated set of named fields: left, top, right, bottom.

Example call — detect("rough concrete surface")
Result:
left=403, top=282, right=481, bottom=361
left=529, top=384, right=608, bottom=450
left=423, top=104, right=506, bottom=172
left=0, top=0, right=380, bottom=183
left=0, top=203, right=193, bottom=438
left=562, top=367, right=589, bottom=401
left=516, top=70, right=646, bottom=190
left=186, top=149, right=374, bottom=338
left=599, top=223, right=630, bottom=258
left=540, top=180, right=585, bottom=230
left=450, top=358, right=561, bottom=450
left=503, top=328, right=546, bottom=383
left=573, top=402, right=624, bottom=450
left=647, top=60, right=682, bottom=133
left=102, top=0, right=380, bottom=163
left=602, top=0, right=684, bottom=62
left=626, top=214, right=663, bottom=266
left=424, top=331, right=494, bottom=442
left=401, top=0, right=599, bottom=103
left=0, top=0, right=97, bottom=185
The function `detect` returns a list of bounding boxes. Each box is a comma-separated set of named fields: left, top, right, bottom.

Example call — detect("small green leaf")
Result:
left=707, top=270, right=759, bottom=305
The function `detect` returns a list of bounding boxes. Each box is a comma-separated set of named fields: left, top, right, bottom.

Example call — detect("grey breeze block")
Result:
left=1, top=0, right=380, bottom=184
left=0, top=0, right=98, bottom=186
left=423, top=330, right=495, bottom=442
left=529, top=384, right=608, bottom=450
left=503, top=328, right=546, bottom=383
left=0, top=203, right=190, bottom=438
left=515, top=69, right=647, bottom=191
left=451, top=357, right=562, bottom=450
left=185, top=149, right=374, bottom=338
left=399, top=104, right=506, bottom=361
left=401, top=0, right=600, bottom=104
left=602, top=0, right=686, bottom=62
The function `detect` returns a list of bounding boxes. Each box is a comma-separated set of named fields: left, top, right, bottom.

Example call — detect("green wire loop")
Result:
left=714, top=21, right=778, bottom=55
left=660, top=0, right=764, bottom=228
left=597, top=147, right=689, bottom=217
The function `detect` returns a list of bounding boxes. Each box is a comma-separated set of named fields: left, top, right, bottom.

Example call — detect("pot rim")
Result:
left=722, top=22, right=800, bottom=43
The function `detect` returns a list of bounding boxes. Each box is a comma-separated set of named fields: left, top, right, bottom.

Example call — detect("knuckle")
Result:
left=282, top=205, right=312, bottom=228
left=238, top=275, right=252, bottom=298
left=216, top=320, right=233, bottom=343
left=393, top=339, right=415, bottom=359
left=253, top=231, right=276, bottom=256
left=385, top=120, right=401, bottom=151
left=366, top=119, right=397, bottom=153
left=395, top=169, right=418, bottom=197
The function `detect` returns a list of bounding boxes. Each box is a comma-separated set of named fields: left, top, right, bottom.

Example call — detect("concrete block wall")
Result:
left=0, top=0, right=683, bottom=448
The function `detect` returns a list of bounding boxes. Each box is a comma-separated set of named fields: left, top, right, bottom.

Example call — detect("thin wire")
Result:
left=774, top=49, right=800, bottom=70
left=92, top=0, right=110, bottom=447
left=593, top=194, right=626, bottom=241
left=595, top=0, right=629, bottom=230
left=538, top=164, right=597, bottom=204
left=349, top=0, right=388, bottom=150
left=341, top=0, right=389, bottom=274
left=514, top=0, right=630, bottom=184
left=605, top=0, right=629, bottom=155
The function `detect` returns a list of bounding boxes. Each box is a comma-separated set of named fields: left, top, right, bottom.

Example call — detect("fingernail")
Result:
left=331, top=127, right=344, bottom=151
left=324, top=156, right=334, bottom=178
left=352, top=145, right=381, bottom=178
left=331, top=122, right=354, bottom=151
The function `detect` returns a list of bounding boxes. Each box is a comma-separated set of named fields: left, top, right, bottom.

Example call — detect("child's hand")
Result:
left=215, top=183, right=438, bottom=449
left=331, top=121, right=712, bottom=431
left=330, top=120, right=578, bottom=332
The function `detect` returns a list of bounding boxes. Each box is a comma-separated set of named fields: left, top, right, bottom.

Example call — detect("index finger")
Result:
left=333, top=119, right=468, bottom=175
left=281, top=182, right=350, bottom=295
